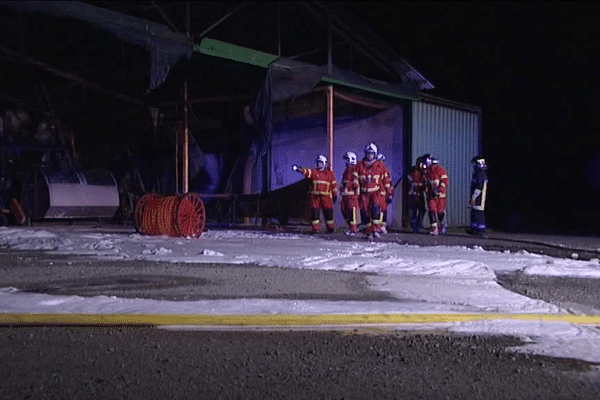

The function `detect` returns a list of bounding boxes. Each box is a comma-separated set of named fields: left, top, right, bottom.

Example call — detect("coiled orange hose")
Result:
left=134, top=193, right=205, bottom=238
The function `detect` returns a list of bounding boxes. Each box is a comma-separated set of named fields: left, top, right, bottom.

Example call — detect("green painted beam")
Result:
left=196, top=38, right=279, bottom=68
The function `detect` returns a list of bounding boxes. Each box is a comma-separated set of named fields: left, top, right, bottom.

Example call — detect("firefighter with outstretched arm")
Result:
left=292, top=155, right=338, bottom=233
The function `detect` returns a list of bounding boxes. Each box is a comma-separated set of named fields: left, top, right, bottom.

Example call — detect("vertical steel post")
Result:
left=327, top=85, right=334, bottom=171
left=182, top=1, right=191, bottom=194
left=277, top=1, right=281, bottom=56
left=183, top=78, right=189, bottom=194
left=327, top=15, right=332, bottom=75
left=175, top=116, right=179, bottom=194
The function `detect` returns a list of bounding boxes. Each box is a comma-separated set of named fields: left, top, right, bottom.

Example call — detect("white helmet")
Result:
left=343, top=151, right=357, bottom=165
left=377, top=153, right=385, bottom=161
left=316, top=155, right=328, bottom=166
left=471, top=156, right=487, bottom=169
left=364, top=142, right=378, bottom=155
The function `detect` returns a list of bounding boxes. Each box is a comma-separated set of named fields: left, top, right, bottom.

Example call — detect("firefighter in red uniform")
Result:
left=377, top=153, right=394, bottom=234
left=423, top=155, right=449, bottom=235
left=292, top=155, right=339, bottom=233
left=340, top=151, right=360, bottom=235
left=357, top=143, right=388, bottom=238
left=407, top=155, right=428, bottom=233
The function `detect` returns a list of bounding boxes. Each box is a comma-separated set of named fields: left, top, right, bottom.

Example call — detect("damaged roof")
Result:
left=0, top=1, right=433, bottom=103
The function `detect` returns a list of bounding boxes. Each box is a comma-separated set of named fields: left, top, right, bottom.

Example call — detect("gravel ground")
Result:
left=1, top=240, right=600, bottom=398
left=497, top=272, right=600, bottom=315
left=0, top=327, right=599, bottom=399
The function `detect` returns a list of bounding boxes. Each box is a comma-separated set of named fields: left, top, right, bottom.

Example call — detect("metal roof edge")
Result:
left=321, top=65, right=421, bottom=102
left=419, top=92, right=482, bottom=113
left=322, top=76, right=420, bottom=101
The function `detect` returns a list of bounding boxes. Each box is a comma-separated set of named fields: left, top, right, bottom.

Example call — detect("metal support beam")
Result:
left=312, top=2, right=394, bottom=70
left=182, top=77, right=189, bottom=194
left=287, top=39, right=350, bottom=60
left=298, top=1, right=399, bottom=81
left=327, top=14, right=332, bottom=75
left=0, top=45, right=145, bottom=106
left=185, top=1, right=191, bottom=36
left=277, top=1, right=281, bottom=56
left=182, top=1, right=191, bottom=194
left=196, top=1, right=249, bottom=39
left=151, top=1, right=180, bottom=33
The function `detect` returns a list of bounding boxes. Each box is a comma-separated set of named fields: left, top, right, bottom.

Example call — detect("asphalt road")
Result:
left=0, top=227, right=599, bottom=399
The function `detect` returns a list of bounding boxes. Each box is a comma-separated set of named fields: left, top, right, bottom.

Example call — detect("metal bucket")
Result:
left=21, top=167, right=120, bottom=220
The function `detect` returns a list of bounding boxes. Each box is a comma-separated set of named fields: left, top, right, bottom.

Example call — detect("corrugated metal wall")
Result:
left=412, top=101, right=481, bottom=227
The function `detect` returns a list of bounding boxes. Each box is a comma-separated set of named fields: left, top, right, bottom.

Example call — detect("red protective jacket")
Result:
left=299, top=167, right=339, bottom=200
left=380, top=163, right=394, bottom=198
left=341, top=164, right=360, bottom=196
left=357, top=159, right=388, bottom=195
left=407, top=167, right=426, bottom=200
left=425, top=164, right=449, bottom=199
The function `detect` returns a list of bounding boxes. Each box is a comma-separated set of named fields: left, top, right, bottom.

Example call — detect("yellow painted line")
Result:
left=1, top=313, right=600, bottom=326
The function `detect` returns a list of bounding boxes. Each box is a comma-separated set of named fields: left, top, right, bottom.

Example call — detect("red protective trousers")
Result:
left=428, top=197, right=447, bottom=214
left=360, top=192, right=386, bottom=234
left=341, top=195, right=360, bottom=232
left=310, top=194, right=334, bottom=232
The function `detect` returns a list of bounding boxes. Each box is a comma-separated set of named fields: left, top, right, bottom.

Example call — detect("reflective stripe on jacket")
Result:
left=341, top=164, right=360, bottom=196
left=425, top=164, right=449, bottom=198
left=300, top=167, right=339, bottom=197
left=357, top=159, right=387, bottom=194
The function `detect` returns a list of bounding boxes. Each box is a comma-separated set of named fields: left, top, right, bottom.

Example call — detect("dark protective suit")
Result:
left=470, top=165, right=488, bottom=233
left=407, top=165, right=427, bottom=233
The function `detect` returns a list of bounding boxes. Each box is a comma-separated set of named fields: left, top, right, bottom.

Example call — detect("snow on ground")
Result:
left=1, top=226, right=600, bottom=363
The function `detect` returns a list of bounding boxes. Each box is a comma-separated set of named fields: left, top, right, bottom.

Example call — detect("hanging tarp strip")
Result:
left=1, top=0, right=193, bottom=90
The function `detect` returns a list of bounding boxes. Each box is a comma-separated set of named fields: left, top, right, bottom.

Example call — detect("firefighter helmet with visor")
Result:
left=343, top=151, right=357, bottom=165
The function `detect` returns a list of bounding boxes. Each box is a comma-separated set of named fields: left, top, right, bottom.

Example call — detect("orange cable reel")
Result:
left=134, top=193, right=205, bottom=238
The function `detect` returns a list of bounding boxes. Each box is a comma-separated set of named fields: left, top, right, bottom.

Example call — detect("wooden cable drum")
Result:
left=134, top=193, right=205, bottom=238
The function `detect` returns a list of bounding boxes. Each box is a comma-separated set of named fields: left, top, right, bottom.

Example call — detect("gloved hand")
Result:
left=292, top=164, right=300, bottom=172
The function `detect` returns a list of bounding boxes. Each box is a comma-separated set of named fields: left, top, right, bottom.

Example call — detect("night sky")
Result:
left=352, top=2, right=600, bottom=234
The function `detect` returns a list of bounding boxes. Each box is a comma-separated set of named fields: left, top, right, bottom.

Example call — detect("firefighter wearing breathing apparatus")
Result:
left=423, top=155, right=449, bottom=236
left=340, top=151, right=360, bottom=235
left=468, top=155, right=488, bottom=235
left=357, top=143, right=388, bottom=238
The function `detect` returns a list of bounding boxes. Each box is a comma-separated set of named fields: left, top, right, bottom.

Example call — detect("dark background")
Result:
left=354, top=2, right=600, bottom=234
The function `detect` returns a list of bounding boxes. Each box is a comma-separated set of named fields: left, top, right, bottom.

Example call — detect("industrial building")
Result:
left=0, top=1, right=481, bottom=229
